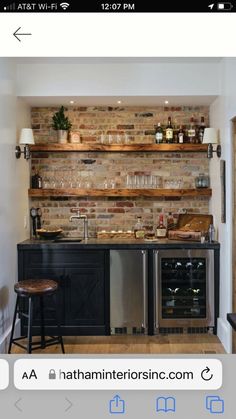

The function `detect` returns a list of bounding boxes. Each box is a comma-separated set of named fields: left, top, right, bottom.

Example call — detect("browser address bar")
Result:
left=14, top=358, right=222, bottom=390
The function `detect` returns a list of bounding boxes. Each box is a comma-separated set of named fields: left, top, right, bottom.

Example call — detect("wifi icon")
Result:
left=60, top=2, right=70, bottom=10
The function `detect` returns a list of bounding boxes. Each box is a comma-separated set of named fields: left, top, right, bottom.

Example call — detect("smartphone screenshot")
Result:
left=0, top=1, right=236, bottom=418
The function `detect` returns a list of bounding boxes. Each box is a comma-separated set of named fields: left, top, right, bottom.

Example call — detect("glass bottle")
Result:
left=187, top=116, right=196, bottom=143
left=208, top=224, right=215, bottom=243
left=134, top=216, right=145, bottom=239
left=178, top=125, right=184, bottom=143
left=156, top=214, right=167, bottom=238
left=165, top=117, right=173, bottom=143
left=167, top=212, right=175, bottom=231
left=198, top=116, right=205, bottom=143
left=155, top=123, right=163, bottom=144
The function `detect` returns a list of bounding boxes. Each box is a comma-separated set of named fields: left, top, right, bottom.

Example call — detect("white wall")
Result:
left=16, top=61, right=220, bottom=97
left=0, top=59, right=31, bottom=353
left=209, top=58, right=236, bottom=353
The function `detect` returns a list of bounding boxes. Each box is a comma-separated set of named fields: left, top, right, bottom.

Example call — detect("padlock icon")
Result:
left=48, top=369, right=56, bottom=380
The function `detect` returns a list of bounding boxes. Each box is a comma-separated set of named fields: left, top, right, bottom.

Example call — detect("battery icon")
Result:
left=217, top=2, right=234, bottom=10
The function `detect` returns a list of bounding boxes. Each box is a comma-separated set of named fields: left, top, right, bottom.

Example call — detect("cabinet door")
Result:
left=64, top=264, right=105, bottom=327
left=22, top=265, right=66, bottom=326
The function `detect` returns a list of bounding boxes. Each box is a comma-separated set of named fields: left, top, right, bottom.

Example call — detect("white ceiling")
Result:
left=22, top=95, right=217, bottom=107
left=17, top=57, right=220, bottom=107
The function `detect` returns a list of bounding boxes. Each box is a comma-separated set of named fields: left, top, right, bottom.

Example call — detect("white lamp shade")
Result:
left=19, top=128, right=35, bottom=145
left=203, top=128, right=218, bottom=144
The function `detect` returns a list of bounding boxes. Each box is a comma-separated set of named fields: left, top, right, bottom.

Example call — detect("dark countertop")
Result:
left=227, top=313, right=236, bottom=331
left=18, top=238, right=220, bottom=250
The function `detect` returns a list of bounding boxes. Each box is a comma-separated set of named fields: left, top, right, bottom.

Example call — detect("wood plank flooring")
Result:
left=11, top=334, right=225, bottom=354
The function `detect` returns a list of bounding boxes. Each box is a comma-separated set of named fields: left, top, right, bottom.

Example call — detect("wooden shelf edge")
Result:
left=30, top=143, right=208, bottom=153
left=28, top=188, right=212, bottom=198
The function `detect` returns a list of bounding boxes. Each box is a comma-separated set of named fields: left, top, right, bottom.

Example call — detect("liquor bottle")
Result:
left=134, top=216, right=145, bottom=239
left=167, top=212, right=175, bottom=231
left=178, top=125, right=184, bottom=143
left=165, top=117, right=173, bottom=143
left=187, top=116, right=196, bottom=143
left=37, top=173, right=42, bottom=189
left=156, top=214, right=167, bottom=238
left=198, top=116, right=205, bottom=143
left=155, top=123, right=163, bottom=143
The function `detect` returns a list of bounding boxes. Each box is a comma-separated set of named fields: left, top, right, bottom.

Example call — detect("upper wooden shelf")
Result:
left=28, top=188, right=212, bottom=198
left=30, top=143, right=208, bottom=153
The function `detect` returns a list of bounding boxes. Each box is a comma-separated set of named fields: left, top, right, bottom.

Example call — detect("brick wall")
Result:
left=31, top=106, right=210, bottom=236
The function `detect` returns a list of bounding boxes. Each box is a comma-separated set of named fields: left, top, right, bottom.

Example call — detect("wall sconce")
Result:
left=203, top=127, right=221, bottom=158
left=15, top=128, right=35, bottom=160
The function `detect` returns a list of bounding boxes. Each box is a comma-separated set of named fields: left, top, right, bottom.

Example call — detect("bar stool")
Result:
left=8, top=279, right=65, bottom=354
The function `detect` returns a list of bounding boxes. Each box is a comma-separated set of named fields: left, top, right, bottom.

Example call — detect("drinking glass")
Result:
left=126, top=174, right=132, bottom=188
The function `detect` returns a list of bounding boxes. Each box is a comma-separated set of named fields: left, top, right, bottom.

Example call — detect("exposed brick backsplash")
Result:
left=30, top=106, right=210, bottom=236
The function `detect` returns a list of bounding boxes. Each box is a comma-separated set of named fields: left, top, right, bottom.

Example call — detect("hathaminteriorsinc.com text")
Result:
left=57, top=369, right=194, bottom=381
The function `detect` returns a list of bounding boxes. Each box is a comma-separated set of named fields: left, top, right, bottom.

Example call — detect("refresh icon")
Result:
left=201, top=366, right=214, bottom=381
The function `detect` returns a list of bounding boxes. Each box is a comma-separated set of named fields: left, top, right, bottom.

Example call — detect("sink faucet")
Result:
left=69, top=209, right=88, bottom=240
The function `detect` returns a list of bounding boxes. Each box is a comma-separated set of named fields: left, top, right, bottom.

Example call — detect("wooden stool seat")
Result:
left=8, top=278, right=64, bottom=354
left=15, top=279, right=58, bottom=296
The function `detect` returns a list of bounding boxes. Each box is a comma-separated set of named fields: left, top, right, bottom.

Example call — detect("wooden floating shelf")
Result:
left=28, top=188, right=212, bottom=198
left=30, top=143, right=208, bottom=153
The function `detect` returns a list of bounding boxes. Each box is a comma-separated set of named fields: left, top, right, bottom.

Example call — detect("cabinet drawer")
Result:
left=23, top=249, right=105, bottom=267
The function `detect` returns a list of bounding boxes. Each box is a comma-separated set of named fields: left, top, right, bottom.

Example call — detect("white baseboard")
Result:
left=0, top=319, right=20, bottom=354
left=217, top=317, right=232, bottom=353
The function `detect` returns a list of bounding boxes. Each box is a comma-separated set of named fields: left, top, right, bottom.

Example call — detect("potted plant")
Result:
left=52, top=106, right=72, bottom=143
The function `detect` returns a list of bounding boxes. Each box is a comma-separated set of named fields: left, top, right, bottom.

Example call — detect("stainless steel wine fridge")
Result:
left=153, top=249, right=215, bottom=333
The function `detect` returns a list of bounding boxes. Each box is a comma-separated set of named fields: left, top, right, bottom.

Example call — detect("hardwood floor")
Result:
left=11, top=334, right=225, bottom=354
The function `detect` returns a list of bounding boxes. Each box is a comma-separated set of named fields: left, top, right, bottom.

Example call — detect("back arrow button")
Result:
left=13, top=27, right=32, bottom=42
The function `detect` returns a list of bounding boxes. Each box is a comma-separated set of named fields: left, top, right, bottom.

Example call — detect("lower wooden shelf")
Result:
left=28, top=188, right=212, bottom=198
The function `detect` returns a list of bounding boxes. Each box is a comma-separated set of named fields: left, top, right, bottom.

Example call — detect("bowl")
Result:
left=36, top=228, right=63, bottom=239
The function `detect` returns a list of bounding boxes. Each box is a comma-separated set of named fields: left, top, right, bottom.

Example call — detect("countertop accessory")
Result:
left=15, top=128, right=35, bottom=160
left=203, top=128, right=221, bottom=158
left=168, top=213, right=213, bottom=242
left=69, top=208, right=88, bottom=240
left=36, top=228, right=63, bottom=239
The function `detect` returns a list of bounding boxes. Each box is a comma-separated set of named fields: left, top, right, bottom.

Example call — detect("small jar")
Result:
left=195, top=173, right=210, bottom=188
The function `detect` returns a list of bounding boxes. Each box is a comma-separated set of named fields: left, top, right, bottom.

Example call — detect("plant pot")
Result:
left=57, top=130, right=68, bottom=143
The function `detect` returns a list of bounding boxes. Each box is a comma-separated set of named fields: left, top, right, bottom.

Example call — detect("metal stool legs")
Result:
left=8, top=296, right=19, bottom=354
left=8, top=292, right=65, bottom=354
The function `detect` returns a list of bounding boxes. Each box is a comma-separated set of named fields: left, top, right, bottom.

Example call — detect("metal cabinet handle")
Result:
left=154, top=250, right=159, bottom=330
left=141, top=250, right=147, bottom=329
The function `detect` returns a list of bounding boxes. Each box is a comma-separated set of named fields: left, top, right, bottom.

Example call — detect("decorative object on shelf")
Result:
left=15, top=128, right=35, bottom=160
left=220, top=159, right=226, bottom=223
left=195, top=173, right=210, bottom=189
left=69, top=131, right=80, bottom=143
left=203, top=128, right=221, bottom=158
left=52, top=106, right=72, bottom=144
